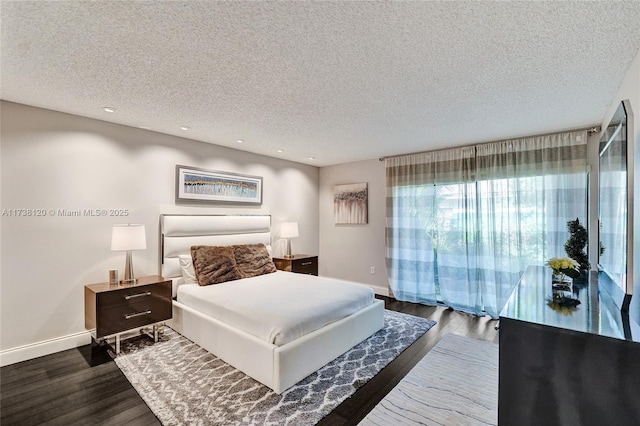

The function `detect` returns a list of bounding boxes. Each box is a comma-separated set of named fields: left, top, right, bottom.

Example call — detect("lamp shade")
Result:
left=280, top=222, right=299, bottom=239
left=111, top=224, right=147, bottom=251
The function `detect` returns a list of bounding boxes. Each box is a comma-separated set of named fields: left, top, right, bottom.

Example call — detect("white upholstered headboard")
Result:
left=160, top=214, right=271, bottom=283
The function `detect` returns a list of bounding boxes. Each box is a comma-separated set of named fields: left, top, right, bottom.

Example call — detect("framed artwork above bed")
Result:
left=175, top=165, right=263, bottom=205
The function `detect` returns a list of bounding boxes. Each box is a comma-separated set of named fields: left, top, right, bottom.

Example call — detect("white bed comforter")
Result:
left=176, top=271, right=375, bottom=346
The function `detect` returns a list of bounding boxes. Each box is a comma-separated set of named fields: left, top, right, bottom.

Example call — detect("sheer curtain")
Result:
left=385, top=147, right=475, bottom=306
left=385, top=131, right=588, bottom=318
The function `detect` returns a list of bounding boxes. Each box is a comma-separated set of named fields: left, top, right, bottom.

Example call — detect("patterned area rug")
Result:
left=359, top=333, right=498, bottom=426
left=114, top=310, right=435, bottom=426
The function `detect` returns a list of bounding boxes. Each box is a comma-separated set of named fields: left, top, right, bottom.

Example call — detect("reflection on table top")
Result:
left=499, top=265, right=640, bottom=343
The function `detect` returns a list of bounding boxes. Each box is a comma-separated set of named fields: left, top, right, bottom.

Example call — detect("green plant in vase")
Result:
left=564, top=218, right=590, bottom=271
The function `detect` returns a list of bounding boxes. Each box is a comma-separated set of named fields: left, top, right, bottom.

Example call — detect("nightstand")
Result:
left=84, top=275, right=172, bottom=354
left=272, top=255, right=318, bottom=276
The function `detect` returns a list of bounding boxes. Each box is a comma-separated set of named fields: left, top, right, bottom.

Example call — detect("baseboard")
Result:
left=369, top=284, right=389, bottom=297
left=0, top=330, right=93, bottom=367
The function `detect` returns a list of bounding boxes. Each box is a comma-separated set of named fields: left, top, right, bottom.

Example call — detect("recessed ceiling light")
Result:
left=277, top=149, right=283, bottom=153
left=180, top=126, right=191, bottom=131
left=236, top=139, right=244, bottom=144
left=102, top=107, right=116, bottom=113
left=308, top=157, right=316, bottom=160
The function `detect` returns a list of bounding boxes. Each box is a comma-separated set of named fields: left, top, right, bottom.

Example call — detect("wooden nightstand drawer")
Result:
left=97, top=297, right=171, bottom=337
left=97, top=282, right=169, bottom=310
left=85, top=276, right=172, bottom=338
left=291, top=258, right=318, bottom=275
left=273, top=255, right=318, bottom=276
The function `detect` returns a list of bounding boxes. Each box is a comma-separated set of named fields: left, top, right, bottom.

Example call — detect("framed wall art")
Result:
left=334, top=182, right=368, bottom=224
left=175, top=165, right=263, bottom=205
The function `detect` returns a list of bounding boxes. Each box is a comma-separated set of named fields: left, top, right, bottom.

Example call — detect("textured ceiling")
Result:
left=2, top=1, right=640, bottom=167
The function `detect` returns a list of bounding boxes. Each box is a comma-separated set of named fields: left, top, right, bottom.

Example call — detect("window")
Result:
left=386, top=131, right=588, bottom=317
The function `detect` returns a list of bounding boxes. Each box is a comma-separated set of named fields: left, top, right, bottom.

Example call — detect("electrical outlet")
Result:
left=370, top=267, right=375, bottom=275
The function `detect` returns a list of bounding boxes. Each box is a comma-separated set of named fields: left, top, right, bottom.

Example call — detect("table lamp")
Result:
left=280, top=222, right=299, bottom=259
left=111, top=224, right=146, bottom=283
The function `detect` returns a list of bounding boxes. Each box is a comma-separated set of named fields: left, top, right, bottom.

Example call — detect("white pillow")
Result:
left=178, top=255, right=198, bottom=285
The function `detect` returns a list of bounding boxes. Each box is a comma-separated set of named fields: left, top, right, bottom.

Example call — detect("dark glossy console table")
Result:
left=499, top=265, right=640, bottom=426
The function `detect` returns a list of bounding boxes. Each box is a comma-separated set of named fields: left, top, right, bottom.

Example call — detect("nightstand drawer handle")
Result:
left=301, top=262, right=312, bottom=266
left=124, top=291, right=152, bottom=300
left=125, top=310, right=152, bottom=320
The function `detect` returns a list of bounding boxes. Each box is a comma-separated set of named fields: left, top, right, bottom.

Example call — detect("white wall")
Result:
left=0, top=101, right=319, bottom=365
left=318, top=159, right=388, bottom=295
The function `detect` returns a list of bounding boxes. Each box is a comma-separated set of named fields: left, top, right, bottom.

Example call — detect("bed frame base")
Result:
left=168, top=298, right=385, bottom=394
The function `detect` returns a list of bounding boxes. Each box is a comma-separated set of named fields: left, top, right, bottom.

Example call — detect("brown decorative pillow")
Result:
left=190, top=245, right=242, bottom=286
left=233, top=243, right=277, bottom=279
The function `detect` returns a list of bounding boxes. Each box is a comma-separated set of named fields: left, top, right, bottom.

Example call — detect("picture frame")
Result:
left=175, top=165, right=263, bottom=205
left=334, top=182, right=368, bottom=224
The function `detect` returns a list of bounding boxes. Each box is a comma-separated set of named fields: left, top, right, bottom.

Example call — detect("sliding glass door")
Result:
left=386, top=131, right=589, bottom=317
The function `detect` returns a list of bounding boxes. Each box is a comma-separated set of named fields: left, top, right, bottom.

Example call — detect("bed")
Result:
left=160, top=214, right=385, bottom=394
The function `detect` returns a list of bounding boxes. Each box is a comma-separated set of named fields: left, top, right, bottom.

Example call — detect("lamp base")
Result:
left=284, top=239, right=294, bottom=259
left=122, top=250, right=137, bottom=284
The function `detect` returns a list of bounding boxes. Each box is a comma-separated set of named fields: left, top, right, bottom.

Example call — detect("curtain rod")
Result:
left=378, top=125, right=601, bottom=161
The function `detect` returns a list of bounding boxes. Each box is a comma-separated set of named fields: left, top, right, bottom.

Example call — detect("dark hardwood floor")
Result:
left=1, top=296, right=499, bottom=425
